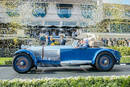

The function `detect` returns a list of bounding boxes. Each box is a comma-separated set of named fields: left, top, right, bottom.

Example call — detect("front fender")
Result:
left=92, top=49, right=116, bottom=64
left=14, top=49, right=37, bottom=66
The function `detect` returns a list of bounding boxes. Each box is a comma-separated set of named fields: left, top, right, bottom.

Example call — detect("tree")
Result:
left=97, top=1, right=127, bottom=33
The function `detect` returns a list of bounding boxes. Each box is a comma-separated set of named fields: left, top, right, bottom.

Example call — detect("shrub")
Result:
left=4, top=60, right=12, bottom=65
left=0, top=76, right=129, bottom=87
left=108, top=46, right=130, bottom=56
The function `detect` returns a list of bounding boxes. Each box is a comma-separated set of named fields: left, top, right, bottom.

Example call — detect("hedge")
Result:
left=0, top=48, right=18, bottom=57
left=108, top=46, right=130, bottom=56
left=0, top=76, right=130, bottom=87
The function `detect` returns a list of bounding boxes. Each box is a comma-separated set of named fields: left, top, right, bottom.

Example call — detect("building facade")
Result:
left=0, top=0, right=129, bottom=40
left=101, top=3, right=130, bottom=33
left=0, top=0, right=103, bottom=37
left=0, top=0, right=130, bottom=57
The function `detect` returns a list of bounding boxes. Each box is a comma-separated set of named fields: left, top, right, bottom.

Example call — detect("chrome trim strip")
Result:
left=61, top=60, right=92, bottom=65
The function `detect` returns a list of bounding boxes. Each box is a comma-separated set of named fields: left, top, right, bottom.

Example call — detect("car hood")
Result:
left=23, top=45, right=73, bottom=50
left=23, top=45, right=73, bottom=61
left=44, top=45, right=73, bottom=50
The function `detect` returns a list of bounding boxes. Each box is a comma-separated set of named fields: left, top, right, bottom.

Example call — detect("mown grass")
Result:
left=0, top=57, right=130, bottom=65
left=120, top=57, right=130, bottom=63
left=0, top=58, right=12, bottom=65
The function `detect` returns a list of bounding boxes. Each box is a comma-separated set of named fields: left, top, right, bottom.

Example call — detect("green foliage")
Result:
left=121, top=57, right=130, bottom=63
left=108, top=46, right=130, bottom=56
left=0, top=58, right=12, bottom=65
left=4, top=60, right=12, bottom=65
left=0, top=76, right=130, bottom=87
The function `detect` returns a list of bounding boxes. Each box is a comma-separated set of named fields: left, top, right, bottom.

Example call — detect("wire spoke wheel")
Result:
left=16, top=57, right=29, bottom=70
left=100, top=56, right=110, bottom=67
left=96, top=52, right=115, bottom=71
left=13, top=54, right=33, bottom=73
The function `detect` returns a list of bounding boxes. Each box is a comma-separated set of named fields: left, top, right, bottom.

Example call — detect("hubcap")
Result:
left=104, top=60, right=108, bottom=65
left=100, top=56, right=109, bottom=66
left=16, top=57, right=28, bottom=69
left=20, top=61, right=24, bottom=66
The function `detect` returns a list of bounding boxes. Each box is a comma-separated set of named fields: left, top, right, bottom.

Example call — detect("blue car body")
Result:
left=14, top=45, right=121, bottom=67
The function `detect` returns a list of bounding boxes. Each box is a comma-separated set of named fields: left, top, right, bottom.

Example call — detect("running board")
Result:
left=61, top=60, right=92, bottom=66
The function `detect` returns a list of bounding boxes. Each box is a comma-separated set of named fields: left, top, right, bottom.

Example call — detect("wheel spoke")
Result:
left=15, top=57, right=29, bottom=69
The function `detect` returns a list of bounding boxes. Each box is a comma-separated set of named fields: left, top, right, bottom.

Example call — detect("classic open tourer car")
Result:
left=13, top=40, right=121, bottom=73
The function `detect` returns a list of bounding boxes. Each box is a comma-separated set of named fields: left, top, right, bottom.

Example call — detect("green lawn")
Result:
left=120, top=57, right=130, bottom=63
left=0, top=58, right=12, bottom=65
left=0, top=57, right=130, bottom=65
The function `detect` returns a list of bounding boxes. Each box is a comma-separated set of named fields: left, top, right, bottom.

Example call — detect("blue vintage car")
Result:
left=13, top=40, right=121, bottom=73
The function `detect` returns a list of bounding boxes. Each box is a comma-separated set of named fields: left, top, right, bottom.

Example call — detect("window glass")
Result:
left=32, top=3, right=48, bottom=18
left=81, top=5, right=94, bottom=19
left=57, top=4, right=72, bottom=18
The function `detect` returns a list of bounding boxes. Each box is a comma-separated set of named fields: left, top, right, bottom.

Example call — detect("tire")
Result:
left=95, top=52, right=115, bottom=71
left=13, top=53, right=33, bottom=73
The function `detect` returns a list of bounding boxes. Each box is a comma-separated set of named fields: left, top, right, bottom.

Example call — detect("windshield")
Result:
left=72, top=40, right=79, bottom=47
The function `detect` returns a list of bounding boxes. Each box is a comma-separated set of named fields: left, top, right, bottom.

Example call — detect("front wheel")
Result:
left=13, top=53, right=33, bottom=73
left=95, top=52, right=115, bottom=71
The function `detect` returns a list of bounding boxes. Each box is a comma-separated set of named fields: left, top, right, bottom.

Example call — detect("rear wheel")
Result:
left=13, top=53, right=33, bottom=73
left=95, top=52, right=115, bottom=71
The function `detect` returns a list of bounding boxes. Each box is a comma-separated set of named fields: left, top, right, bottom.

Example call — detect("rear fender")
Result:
left=14, top=49, right=37, bottom=66
left=92, top=49, right=116, bottom=65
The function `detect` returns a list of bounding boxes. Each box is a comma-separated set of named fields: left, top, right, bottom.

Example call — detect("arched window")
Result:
left=57, top=4, right=72, bottom=18
left=4, top=2, right=20, bottom=17
left=105, top=8, right=112, bottom=17
left=32, top=3, right=48, bottom=18
left=81, top=5, right=94, bottom=19
left=6, top=9, right=20, bottom=17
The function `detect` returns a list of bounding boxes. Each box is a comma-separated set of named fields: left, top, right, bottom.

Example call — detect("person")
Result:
left=72, top=30, right=77, bottom=38
left=52, top=30, right=56, bottom=37
left=45, top=31, right=49, bottom=36
left=82, top=38, right=90, bottom=47
left=65, top=31, right=70, bottom=36
left=76, top=33, right=96, bottom=48
left=113, top=38, right=117, bottom=46
left=128, top=39, right=130, bottom=47
left=40, top=35, right=46, bottom=45
left=49, top=36, right=55, bottom=46
left=124, top=38, right=129, bottom=46
left=104, top=38, right=108, bottom=47
left=107, top=39, right=111, bottom=46
left=75, top=38, right=89, bottom=48
left=101, top=38, right=105, bottom=46
left=45, top=35, right=50, bottom=46
left=110, top=38, right=114, bottom=46
left=60, top=35, right=66, bottom=45
left=18, top=41, right=22, bottom=49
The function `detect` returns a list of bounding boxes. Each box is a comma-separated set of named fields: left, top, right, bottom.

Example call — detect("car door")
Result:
left=60, top=48, right=81, bottom=61
left=78, top=47, right=102, bottom=60
left=60, top=47, right=101, bottom=61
